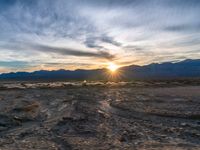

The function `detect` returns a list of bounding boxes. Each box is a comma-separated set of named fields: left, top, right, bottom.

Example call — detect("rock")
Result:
left=180, top=123, right=187, bottom=127
left=0, top=114, right=21, bottom=130
left=13, top=101, right=39, bottom=112
left=10, top=101, right=40, bottom=123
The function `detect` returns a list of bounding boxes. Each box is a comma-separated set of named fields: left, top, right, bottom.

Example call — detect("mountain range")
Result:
left=0, top=59, right=200, bottom=81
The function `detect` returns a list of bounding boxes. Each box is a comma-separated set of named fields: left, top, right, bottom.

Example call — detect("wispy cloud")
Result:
left=164, top=24, right=200, bottom=32
left=0, top=0, right=199, bottom=72
left=1, top=42, right=116, bottom=60
left=31, top=44, right=116, bottom=60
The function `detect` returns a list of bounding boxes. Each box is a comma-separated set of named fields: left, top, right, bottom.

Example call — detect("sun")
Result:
left=107, top=62, right=119, bottom=72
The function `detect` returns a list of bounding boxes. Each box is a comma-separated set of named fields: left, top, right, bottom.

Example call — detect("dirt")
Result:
left=0, top=82, right=199, bottom=150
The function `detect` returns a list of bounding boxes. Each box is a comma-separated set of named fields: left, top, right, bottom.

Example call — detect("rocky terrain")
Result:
left=0, top=81, right=199, bottom=150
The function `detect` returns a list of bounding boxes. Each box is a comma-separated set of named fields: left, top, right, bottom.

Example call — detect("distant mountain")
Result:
left=120, top=59, right=200, bottom=79
left=0, top=59, right=200, bottom=81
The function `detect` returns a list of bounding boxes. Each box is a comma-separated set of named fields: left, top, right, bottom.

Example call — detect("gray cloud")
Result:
left=31, top=44, right=115, bottom=60
left=164, top=24, right=200, bottom=32
left=0, top=0, right=200, bottom=72
left=99, top=35, right=121, bottom=47
left=84, top=35, right=122, bottom=50
left=84, top=37, right=104, bottom=49
left=124, top=45, right=145, bottom=51
left=2, top=42, right=115, bottom=60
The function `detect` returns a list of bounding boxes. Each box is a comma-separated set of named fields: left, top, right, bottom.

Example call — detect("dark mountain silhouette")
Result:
left=0, top=59, right=200, bottom=81
left=120, top=59, right=200, bottom=79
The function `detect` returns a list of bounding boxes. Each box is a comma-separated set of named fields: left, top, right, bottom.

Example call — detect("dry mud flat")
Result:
left=0, top=84, right=199, bottom=150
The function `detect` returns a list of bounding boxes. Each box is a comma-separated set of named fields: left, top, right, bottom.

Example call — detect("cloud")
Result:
left=99, top=35, right=122, bottom=47
left=164, top=24, right=200, bottom=32
left=31, top=44, right=116, bottom=60
left=124, top=45, right=146, bottom=51
left=84, top=34, right=121, bottom=50
left=84, top=37, right=104, bottom=49
left=0, top=61, right=29, bottom=68
left=0, top=0, right=200, bottom=72
left=2, top=42, right=115, bottom=60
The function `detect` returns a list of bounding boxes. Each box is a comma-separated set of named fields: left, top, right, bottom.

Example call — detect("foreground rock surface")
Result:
left=0, top=83, right=199, bottom=150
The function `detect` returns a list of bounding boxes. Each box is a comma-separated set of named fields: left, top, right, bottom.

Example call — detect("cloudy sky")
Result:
left=0, top=0, right=200, bottom=73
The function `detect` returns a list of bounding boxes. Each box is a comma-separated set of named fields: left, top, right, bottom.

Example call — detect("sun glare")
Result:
left=107, top=62, right=119, bottom=72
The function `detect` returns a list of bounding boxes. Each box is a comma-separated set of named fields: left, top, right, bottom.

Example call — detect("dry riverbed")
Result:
left=0, top=82, right=199, bottom=150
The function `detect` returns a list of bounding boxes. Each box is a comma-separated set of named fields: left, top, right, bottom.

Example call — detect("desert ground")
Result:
left=0, top=81, right=199, bottom=150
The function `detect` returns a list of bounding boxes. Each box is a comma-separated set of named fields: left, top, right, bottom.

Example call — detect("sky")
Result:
left=0, top=0, right=200, bottom=73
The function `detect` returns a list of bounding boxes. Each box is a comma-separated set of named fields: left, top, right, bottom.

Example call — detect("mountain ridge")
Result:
left=0, top=59, right=200, bottom=80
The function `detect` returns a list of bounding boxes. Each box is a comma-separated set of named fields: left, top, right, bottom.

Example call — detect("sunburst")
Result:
left=107, top=62, right=119, bottom=73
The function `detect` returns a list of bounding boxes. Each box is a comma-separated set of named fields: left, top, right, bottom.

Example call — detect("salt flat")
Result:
left=0, top=82, right=199, bottom=150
